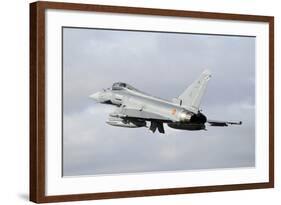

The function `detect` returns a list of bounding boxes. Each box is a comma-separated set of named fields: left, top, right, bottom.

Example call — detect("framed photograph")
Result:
left=30, top=1, right=274, bottom=203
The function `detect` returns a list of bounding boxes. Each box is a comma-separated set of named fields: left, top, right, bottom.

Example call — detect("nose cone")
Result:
left=89, top=92, right=100, bottom=101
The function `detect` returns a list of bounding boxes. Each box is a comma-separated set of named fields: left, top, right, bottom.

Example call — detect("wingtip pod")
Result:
left=232, top=121, right=242, bottom=125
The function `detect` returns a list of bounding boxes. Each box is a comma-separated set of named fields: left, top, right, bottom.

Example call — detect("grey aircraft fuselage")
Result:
left=89, top=71, right=241, bottom=134
left=90, top=87, right=206, bottom=133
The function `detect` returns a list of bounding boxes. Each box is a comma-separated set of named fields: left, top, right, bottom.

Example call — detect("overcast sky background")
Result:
left=62, top=27, right=255, bottom=176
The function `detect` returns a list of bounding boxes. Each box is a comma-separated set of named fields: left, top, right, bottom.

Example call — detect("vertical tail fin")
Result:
left=178, top=70, right=211, bottom=113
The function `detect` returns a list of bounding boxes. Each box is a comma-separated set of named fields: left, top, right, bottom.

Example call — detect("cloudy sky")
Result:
left=62, top=27, right=255, bottom=176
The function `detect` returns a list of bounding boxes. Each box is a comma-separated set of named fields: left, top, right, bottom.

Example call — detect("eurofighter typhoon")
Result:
left=89, top=70, right=242, bottom=134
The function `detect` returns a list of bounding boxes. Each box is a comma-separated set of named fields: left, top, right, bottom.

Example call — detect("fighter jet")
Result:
left=89, top=70, right=242, bottom=134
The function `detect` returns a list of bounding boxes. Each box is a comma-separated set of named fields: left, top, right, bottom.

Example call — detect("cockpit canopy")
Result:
left=112, top=82, right=138, bottom=91
left=112, top=82, right=126, bottom=90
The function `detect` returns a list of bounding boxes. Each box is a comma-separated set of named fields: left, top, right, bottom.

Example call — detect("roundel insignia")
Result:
left=171, top=108, right=177, bottom=115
